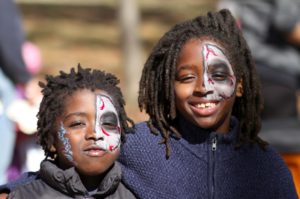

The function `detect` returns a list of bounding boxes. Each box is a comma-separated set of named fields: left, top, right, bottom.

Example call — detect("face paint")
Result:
left=202, top=43, right=236, bottom=100
left=95, top=94, right=121, bottom=152
left=58, top=123, right=73, bottom=162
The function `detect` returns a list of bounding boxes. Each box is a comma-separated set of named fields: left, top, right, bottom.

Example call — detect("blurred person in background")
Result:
left=218, top=0, right=300, bottom=120
left=217, top=0, right=300, bottom=195
left=0, top=0, right=36, bottom=184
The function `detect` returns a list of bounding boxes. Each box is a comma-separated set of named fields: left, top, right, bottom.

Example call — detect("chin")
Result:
left=192, top=117, right=218, bottom=128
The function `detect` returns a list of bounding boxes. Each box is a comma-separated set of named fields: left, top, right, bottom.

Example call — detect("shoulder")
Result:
left=112, top=182, right=137, bottom=199
left=235, top=144, right=293, bottom=179
left=263, top=145, right=294, bottom=176
left=124, top=122, right=161, bottom=146
left=263, top=146, right=298, bottom=197
left=130, top=122, right=151, bottom=135
left=8, top=179, right=46, bottom=199
left=8, top=178, right=68, bottom=199
left=242, top=144, right=289, bottom=169
left=242, top=144, right=297, bottom=195
left=119, top=121, right=166, bottom=164
left=0, top=171, right=39, bottom=193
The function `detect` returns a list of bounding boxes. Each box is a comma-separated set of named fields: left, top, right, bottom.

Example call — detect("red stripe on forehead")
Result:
left=99, top=97, right=105, bottom=110
left=205, top=45, right=217, bottom=60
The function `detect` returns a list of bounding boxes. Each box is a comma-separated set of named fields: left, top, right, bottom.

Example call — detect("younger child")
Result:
left=7, top=65, right=136, bottom=198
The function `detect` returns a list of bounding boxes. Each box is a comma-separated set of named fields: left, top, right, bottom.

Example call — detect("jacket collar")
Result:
left=40, top=160, right=121, bottom=197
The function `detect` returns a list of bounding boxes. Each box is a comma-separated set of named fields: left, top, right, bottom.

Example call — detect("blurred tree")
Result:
left=118, top=0, right=143, bottom=110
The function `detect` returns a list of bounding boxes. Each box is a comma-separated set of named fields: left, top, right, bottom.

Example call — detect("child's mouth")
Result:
left=191, top=101, right=218, bottom=116
left=84, top=145, right=107, bottom=157
left=195, top=102, right=217, bottom=109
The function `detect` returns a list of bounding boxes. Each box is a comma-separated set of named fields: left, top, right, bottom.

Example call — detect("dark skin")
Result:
left=51, top=89, right=121, bottom=191
left=175, top=38, right=243, bottom=134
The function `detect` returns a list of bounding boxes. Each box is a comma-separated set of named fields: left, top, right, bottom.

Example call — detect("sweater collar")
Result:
left=177, top=115, right=239, bottom=144
left=40, top=160, right=121, bottom=197
left=175, top=116, right=240, bottom=161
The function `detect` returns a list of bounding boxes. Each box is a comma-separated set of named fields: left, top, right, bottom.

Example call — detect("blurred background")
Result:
left=18, top=0, right=217, bottom=120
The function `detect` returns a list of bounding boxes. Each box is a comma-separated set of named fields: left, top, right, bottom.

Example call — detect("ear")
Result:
left=236, top=79, right=243, bottom=97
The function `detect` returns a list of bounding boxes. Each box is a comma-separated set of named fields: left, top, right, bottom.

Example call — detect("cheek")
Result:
left=57, top=129, right=73, bottom=161
left=61, top=134, right=83, bottom=160
left=213, top=82, right=236, bottom=98
left=105, top=132, right=121, bottom=151
left=174, top=82, right=194, bottom=101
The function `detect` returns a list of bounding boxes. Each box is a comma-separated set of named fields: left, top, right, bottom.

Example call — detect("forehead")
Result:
left=177, top=38, right=229, bottom=65
left=96, top=93, right=118, bottom=112
left=187, top=37, right=226, bottom=52
left=63, top=89, right=116, bottom=109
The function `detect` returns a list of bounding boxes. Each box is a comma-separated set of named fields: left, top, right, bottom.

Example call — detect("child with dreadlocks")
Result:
left=117, top=9, right=298, bottom=199
left=0, top=9, right=298, bottom=199
left=6, top=65, right=136, bottom=199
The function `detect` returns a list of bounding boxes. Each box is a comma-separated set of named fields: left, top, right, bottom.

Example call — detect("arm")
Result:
left=0, top=172, right=38, bottom=195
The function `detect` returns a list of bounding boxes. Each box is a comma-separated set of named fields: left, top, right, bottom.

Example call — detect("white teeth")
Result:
left=195, top=102, right=216, bottom=109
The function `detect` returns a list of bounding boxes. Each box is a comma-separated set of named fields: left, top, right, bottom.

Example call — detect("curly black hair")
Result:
left=37, top=64, right=134, bottom=158
left=139, top=9, right=267, bottom=157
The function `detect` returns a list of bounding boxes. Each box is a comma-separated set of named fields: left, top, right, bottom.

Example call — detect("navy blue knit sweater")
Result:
left=118, top=117, right=298, bottom=199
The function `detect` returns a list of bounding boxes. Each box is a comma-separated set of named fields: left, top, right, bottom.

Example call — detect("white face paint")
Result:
left=202, top=43, right=236, bottom=100
left=94, top=94, right=121, bottom=152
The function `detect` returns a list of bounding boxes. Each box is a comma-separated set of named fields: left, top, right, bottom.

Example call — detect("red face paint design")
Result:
left=202, top=43, right=236, bottom=101
left=95, top=94, right=121, bottom=152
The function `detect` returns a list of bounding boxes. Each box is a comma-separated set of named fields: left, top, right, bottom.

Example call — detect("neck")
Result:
left=79, top=172, right=106, bottom=192
left=177, top=115, right=237, bottom=142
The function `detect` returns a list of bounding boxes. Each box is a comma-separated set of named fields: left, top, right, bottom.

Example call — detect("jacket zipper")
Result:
left=210, top=136, right=217, bottom=199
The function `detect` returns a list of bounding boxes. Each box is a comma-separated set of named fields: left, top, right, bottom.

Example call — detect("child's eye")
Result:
left=102, top=122, right=118, bottom=130
left=100, top=112, right=119, bottom=130
left=69, top=121, right=85, bottom=128
left=176, top=75, right=196, bottom=83
left=211, top=72, right=229, bottom=81
left=208, top=62, right=232, bottom=82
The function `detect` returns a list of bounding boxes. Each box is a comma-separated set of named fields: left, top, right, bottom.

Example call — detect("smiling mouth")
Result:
left=190, top=101, right=219, bottom=116
left=194, top=102, right=217, bottom=109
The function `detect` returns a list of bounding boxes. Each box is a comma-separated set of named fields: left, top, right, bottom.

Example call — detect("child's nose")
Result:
left=194, top=78, right=207, bottom=93
left=85, top=126, right=104, bottom=141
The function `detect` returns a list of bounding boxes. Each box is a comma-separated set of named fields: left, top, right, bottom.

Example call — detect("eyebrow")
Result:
left=63, top=112, right=86, bottom=122
left=208, top=59, right=229, bottom=66
left=176, top=64, right=198, bottom=71
left=102, top=111, right=118, bottom=115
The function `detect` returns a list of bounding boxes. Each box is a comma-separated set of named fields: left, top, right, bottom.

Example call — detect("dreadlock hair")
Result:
left=139, top=9, right=267, bottom=158
left=37, top=64, right=134, bottom=159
